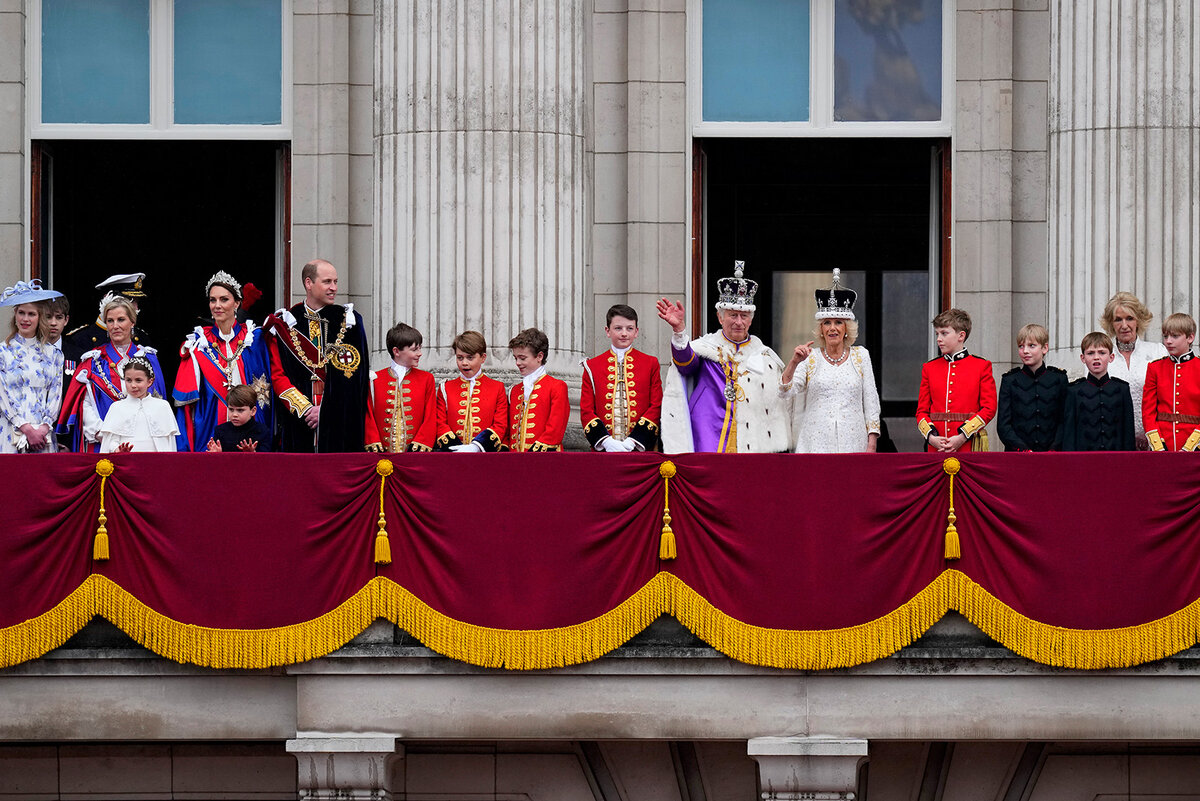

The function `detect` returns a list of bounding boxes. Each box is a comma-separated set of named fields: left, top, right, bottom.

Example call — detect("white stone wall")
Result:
left=954, top=1, right=1051, bottom=374
left=0, top=0, right=24, bottom=290
left=1048, top=0, right=1200, bottom=361
left=591, top=0, right=687, bottom=361
left=292, top=0, right=376, bottom=349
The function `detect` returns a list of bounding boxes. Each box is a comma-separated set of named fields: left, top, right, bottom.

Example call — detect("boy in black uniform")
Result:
left=997, top=323, right=1068, bottom=451
left=1062, top=332, right=1135, bottom=451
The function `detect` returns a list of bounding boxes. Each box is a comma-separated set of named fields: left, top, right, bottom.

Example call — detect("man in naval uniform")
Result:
left=265, top=259, right=370, bottom=452
left=656, top=261, right=791, bottom=453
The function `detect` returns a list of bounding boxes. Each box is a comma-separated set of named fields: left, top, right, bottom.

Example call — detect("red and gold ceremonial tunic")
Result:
left=580, top=347, right=663, bottom=450
left=435, top=373, right=508, bottom=451
left=508, top=373, right=570, bottom=452
left=916, top=350, right=997, bottom=452
left=364, top=366, right=436, bottom=452
left=1143, top=352, right=1200, bottom=452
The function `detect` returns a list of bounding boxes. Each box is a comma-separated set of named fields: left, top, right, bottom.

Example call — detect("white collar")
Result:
left=459, top=368, right=482, bottom=383
left=51, top=338, right=62, bottom=350
left=217, top=327, right=237, bottom=343
left=390, top=360, right=409, bottom=382
left=611, top=346, right=630, bottom=360
left=522, top=366, right=547, bottom=397
left=17, top=335, right=38, bottom=347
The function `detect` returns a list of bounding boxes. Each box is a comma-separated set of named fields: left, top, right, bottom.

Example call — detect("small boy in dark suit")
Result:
left=1062, top=332, right=1135, bottom=451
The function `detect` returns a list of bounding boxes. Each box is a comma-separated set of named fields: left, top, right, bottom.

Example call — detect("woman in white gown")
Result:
left=1099, top=291, right=1168, bottom=450
left=780, top=270, right=881, bottom=453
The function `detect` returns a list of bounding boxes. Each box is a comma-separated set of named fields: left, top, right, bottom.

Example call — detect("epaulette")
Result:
left=1002, top=366, right=1022, bottom=376
left=65, top=324, right=89, bottom=336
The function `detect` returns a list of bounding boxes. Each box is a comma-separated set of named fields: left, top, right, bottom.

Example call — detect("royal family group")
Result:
left=0, top=259, right=1197, bottom=455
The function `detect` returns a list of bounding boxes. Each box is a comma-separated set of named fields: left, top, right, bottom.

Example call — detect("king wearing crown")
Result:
left=656, top=261, right=791, bottom=453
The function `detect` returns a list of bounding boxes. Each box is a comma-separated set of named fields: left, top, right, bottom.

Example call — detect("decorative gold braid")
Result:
left=286, top=315, right=349, bottom=372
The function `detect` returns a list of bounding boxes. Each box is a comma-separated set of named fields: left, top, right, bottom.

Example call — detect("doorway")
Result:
left=695, top=138, right=946, bottom=450
left=33, top=140, right=288, bottom=387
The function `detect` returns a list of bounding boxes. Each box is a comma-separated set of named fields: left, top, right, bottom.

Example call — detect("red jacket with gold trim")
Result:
left=580, top=348, right=663, bottom=450
left=916, top=350, right=997, bottom=452
left=1143, top=352, right=1200, bottom=452
left=435, top=373, right=509, bottom=451
left=364, top=366, right=437, bottom=452
left=508, top=374, right=569, bottom=452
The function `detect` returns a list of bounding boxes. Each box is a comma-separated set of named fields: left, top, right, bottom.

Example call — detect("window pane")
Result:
left=42, top=0, right=150, bottom=124
left=174, top=0, right=282, bottom=124
left=880, top=271, right=930, bottom=400
left=703, top=0, right=809, bottom=122
left=834, top=0, right=941, bottom=122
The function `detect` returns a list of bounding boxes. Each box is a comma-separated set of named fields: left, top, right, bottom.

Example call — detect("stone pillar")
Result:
left=286, top=736, right=402, bottom=800
left=374, top=0, right=588, bottom=371
left=747, top=737, right=868, bottom=800
left=1048, top=1, right=1200, bottom=356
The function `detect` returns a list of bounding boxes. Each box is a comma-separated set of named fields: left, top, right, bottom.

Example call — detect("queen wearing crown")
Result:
left=172, top=271, right=275, bottom=451
left=656, top=262, right=791, bottom=453
left=780, top=270, right=881, bottom=453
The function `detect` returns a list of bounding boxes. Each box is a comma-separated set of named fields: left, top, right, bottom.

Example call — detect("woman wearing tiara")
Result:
left=58, top=295, right=167, bottom=452
left=779, top=270, right=882, bottom=453
left=172, top=271, right=274, bottom=451
left=0, top=280, right=65, bottom=453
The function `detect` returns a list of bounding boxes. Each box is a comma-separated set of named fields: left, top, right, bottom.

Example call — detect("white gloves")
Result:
left=601, top=437, right=638, bottom=452
left=449, top=442, right=484, bottom=453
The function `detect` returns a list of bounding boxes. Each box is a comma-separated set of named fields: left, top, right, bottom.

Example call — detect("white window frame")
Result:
left=687, top=0, right=954, bottom=138
left=28, top=0, right=292, bottom=140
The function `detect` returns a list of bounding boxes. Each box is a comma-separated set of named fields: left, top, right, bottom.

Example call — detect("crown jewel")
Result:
left=716, top=260, right=758, bottom=312
left=814, top=268, right=857, bottom=320
left=206, top=271, right=243, bottom=300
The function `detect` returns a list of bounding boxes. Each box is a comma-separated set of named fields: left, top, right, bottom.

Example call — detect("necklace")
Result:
left=1117, top=340, right=1136, bottom=353
left=823, top=348, right=848, bottom=366
left=205, top=329, right=251, bottom=389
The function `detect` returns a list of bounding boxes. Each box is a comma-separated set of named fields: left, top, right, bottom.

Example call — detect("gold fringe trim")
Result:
left=0, top=581, right=97, bottom=668
left=13, top=572, right=1200, bottom=671
left=374, top=574, right=672, bottom=670
left=949, top=570, right=1200, bottom=669
left=666, top=572, right=953, bottom=669
left=91, top=574, right=379, bottom=669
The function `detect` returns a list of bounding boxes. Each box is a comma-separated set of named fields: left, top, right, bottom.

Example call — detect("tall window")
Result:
left=693, top=0, right=950, bottom=134
left=34, top=0, right=289, bottom=135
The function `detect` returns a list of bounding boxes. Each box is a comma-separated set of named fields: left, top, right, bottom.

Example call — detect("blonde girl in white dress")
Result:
left=780, top=270, right=881, bottom=453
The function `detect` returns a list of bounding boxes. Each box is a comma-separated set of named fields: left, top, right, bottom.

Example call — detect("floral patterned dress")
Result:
left=0, top=336, right=64, bottom=453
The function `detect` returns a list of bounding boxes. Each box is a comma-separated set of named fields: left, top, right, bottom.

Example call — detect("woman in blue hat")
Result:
left=0, top=280, right=65, bottom=452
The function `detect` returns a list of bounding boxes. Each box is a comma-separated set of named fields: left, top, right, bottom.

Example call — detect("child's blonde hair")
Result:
left=1016, top=323, right=1048, bottom=347
left=1162, top=313, right=1197, bottom=338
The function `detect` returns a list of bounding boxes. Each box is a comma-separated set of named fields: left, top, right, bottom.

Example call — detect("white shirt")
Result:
left=390, top=361, right=410, bottom=382
left=521, top=366, right=547, bottom=400
left=98, top=395, right=179, bottom=453
left=1108, top=337, right=1169, bottom=438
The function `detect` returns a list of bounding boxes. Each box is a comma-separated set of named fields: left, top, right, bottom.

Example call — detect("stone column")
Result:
left=374, top=0, right=588, bottom=370
left=286, top=736, right=402, bottom=800
left=747, top=736, right=868, bottom=800
left=1048, top=1, right=1200, bottom=356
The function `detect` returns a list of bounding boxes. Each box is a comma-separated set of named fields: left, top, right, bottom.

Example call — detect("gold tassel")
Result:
left=374, top=459, right=394, bottom=565
left=942, top=457, right=961, bottom=560
left=93, top=459, right=114, bottom=561
left=658, top=461, right=677, bottom=560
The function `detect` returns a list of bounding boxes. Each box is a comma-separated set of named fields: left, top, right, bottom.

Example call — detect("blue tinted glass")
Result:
left=174, top=0, right=282, bottom=124
left=42, top=0, right=150, bottom=124
left=834, top=0, right=942, bottom=121
left=703, top=0, right=809, bottom=122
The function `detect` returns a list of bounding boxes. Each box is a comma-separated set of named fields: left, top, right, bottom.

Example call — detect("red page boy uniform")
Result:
left=509, top=369, right=569, bottom=452
left=1143, top=352, right=1200, bottom=452
left=364, top=364, right=437, bottom=452
left=917, top=350, right=997, bottom=452
left=435, top=372, right=509, bottom=451
left=580, top=348, right=663, bottom=451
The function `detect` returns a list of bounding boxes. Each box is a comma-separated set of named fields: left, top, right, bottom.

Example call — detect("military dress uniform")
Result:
left=1063, top=373, right=1135, bottom=451
left=434, top=373, right=508, bottom=451
left=508, top=371, right=570, bottom=452
left=580, top=347, right=663, bottom=451
left=1142, top=352, right=1200, bottom=452
left=996, top=363, right=1069, bottom=451
left=364, top=365, right=437, bottom=452
left=916, top=349, right=997, bottom=452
